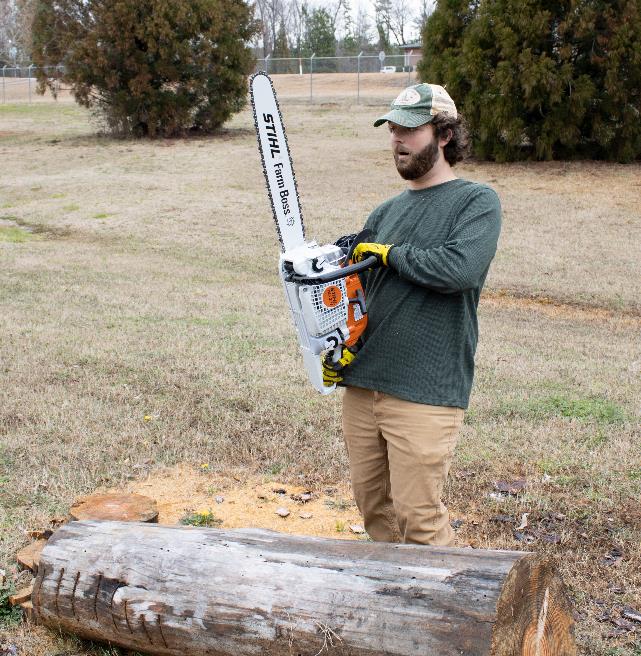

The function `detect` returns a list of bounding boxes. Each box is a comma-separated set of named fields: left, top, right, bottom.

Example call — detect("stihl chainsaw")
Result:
left=249, top=72, right=377, bottom=394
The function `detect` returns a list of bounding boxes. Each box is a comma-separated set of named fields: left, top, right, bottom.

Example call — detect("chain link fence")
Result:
left=255, top=52, right=422, bottom=104
left=2, top=52, right=422, bottom=105
left=1, top=64, right=70, bottom=103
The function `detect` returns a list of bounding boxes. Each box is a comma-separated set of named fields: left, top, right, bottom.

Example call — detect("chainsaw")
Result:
left=249, top=72, right=377, bottom=394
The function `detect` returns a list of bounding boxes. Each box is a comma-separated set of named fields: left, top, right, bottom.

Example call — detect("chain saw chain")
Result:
left=249, top=72, right=377, bottom=394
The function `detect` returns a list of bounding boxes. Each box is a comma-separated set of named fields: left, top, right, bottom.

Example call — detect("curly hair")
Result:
left=431, top=113, right=470, bottom=165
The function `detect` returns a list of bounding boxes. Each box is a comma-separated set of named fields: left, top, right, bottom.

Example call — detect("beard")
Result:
left=393, top=139, right=440, bottom=180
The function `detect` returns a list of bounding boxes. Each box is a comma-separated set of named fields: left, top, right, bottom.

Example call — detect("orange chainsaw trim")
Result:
left=344, top=272, right=367, bottom=347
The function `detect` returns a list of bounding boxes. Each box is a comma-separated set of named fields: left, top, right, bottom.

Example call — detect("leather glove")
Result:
left=352, top=242, right=393, bottom=267
left=322, top=346, right=356, bottom=387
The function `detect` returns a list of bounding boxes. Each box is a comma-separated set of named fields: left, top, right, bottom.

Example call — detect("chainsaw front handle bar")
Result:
left=288, top=255, right=380, bottom=285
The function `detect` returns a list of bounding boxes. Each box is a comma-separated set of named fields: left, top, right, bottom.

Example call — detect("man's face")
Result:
left=388, top=122, right=440, bottom=180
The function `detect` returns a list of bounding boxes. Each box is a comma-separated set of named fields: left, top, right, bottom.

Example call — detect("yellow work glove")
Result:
left=352, top=242, right=393, bottom=267
left=322, top=346, right=356, bottom=387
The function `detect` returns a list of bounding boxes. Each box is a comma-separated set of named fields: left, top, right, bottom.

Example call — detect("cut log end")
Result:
left=69, top=493, right=158, bottom=523
left=491, top=554, right=577, bottom=656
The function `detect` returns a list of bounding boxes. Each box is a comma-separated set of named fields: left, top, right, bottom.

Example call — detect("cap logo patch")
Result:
left=393, top=88, right=421, bottom=106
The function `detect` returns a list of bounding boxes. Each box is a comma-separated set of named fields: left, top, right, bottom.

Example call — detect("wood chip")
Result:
left=516, top=513, right=529, bottom=530
left=17, top=539, right=48, bottom=572
left=26, top=529, right=53, bottom=540
left=70, top=493, right=158, bottom=522
left=275, top=507, right=290, bottom=517
left=9, top=584, right=33, bottom=606
left=622, top=607, right=641, bottom=623
left=299, top=512, right=313, bottom=519
left=349, top=525, right=365, bottom=534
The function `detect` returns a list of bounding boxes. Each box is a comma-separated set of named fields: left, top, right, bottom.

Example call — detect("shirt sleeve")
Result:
left=387, top=187, right=502, bottom=293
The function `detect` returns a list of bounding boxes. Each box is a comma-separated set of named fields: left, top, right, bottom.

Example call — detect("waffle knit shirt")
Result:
left=342, top=178, right=501, bottom=409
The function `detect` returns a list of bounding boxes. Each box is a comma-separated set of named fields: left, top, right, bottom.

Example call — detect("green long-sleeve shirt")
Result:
left=342, top=178, right=501, bottom=408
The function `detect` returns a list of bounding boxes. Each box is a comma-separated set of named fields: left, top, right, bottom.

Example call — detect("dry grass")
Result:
left=0, top=79, right=640, bottom=656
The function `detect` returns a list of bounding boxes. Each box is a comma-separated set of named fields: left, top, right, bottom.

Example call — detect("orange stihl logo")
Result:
left=322, top=286, right=343, bottom=308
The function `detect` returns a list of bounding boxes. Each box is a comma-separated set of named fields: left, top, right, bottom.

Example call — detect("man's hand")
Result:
left=352, top=242, right=393, bottom=267
left=322, top=347, right=356, bottom=387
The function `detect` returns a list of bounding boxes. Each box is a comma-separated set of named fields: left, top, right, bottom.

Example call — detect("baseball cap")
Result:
left=374, top=83, right=457, bottom=128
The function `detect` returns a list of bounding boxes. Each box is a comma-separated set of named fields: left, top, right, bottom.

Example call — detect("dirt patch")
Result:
left=483, top=288, right=641, bottom=324
left=105, top=465, right=368, bottom=540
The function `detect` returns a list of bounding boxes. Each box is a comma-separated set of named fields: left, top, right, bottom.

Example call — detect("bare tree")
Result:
left=389, top=0, right=416, bottom=45
left=413, top=0, right=433, bottom=38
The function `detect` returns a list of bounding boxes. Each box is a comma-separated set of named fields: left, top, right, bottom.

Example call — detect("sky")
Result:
left=315, top=0, right=433, bottom=44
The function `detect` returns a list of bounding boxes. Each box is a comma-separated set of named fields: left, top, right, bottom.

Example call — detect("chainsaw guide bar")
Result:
left=250, top=72, right=374, bottom=394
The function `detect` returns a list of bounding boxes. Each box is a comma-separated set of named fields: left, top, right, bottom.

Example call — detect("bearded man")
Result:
left=323, top=83, right=502, bottom=547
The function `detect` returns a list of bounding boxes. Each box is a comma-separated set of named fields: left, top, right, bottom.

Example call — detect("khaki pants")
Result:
left=342, top=386, right=464, bottom=546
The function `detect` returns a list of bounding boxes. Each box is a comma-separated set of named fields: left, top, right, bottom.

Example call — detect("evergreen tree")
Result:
left=302, top=7, right=337, bottom=69
left=32, top=0, right=258, bottom=137
left=567, top=0, right=641, bottom=161
left=418, top=0, right=479, bottom=103
left=420, top=0, right=641, bottom=161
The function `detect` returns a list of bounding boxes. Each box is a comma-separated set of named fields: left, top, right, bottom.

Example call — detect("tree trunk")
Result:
left=33, top=520, right=577, bottom=656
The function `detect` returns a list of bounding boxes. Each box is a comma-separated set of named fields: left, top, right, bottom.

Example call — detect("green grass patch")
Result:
left=0, top=580, right=23, bottom=627
left=179, top=510, right=222, bottom=527
left=63, top=204, right=80, bottom=212
left=93, top=213, right=111, bottom=219
left=528, top=395, right=626, bottom=423
left=497, top=394, right=627, bottom=424
left=0, top=226, right=35, bottom=243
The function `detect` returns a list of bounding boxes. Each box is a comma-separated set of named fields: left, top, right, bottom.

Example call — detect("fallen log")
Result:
left=33, top=520, right=576, bottom=656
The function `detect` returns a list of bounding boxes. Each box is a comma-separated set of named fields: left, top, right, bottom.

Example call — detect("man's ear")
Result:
left=439, top=128, right=453, bottom=148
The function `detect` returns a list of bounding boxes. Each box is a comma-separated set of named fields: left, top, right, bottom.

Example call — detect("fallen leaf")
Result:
left=491, top=514, right=513, bottom=523
left=291, top=492, right=313, bottom=503
left=349, top=524, right=365, bottom=534
left=538, top=532, right=561, bottom=544
left=275, top=507, right=290, bottom=517
left=299, top=512, right=313, bottom=519
left=454, top=470, right=476, bottom=480
left=494, top=479, right=527, bottom=495
left=516, top=513, right=529, bottom=530
left=611, top=617, right=636, bottom=631
left=622, top=607, right=641, bottom=623
left=214, top=496, right=224, bottom=504
left=513, top=531, right=536, bottom=544
left=450, top=519, right=465, bottom=529
left=272, top=488, right=287, bottom=495
left=0, top=644, right=18, bottom=656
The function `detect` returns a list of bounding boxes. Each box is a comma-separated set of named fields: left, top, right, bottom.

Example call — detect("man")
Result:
left=323, top=83, right=501, bottom=547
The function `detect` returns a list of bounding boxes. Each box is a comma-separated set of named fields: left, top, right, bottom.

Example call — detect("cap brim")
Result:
left=373, top=109, right=434, bottom=128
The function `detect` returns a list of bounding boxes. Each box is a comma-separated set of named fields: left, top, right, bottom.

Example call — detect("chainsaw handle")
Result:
left=289, top=256, right=379, bottom=284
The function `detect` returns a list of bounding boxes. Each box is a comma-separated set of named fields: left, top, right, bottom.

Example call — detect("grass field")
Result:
left=1, top=76, right=640, bottom=655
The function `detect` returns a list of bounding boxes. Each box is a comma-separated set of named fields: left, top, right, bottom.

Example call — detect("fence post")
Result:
left=408, top=50, right=413, bottom=85
left=310, top=53, right=315, bottom=104
left=264, top=53, right=270, bottom=74
left=28, top=64, right=34, bottom=103
left=2, top=65, right=6, bottom=104
left=357, top=51, right=363, bottom=104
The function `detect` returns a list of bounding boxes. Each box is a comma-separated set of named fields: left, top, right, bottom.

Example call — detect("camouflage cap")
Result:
left=374, top=83, right=457, bottom=128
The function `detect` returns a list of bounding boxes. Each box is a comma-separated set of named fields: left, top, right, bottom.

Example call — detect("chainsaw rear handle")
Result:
left=287, top=255, right=379, bottom=285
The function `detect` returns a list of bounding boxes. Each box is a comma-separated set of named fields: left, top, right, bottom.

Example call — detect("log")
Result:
left=33, top=521, right=576, bottom=656
left=69, top=493, right=158, bottom=522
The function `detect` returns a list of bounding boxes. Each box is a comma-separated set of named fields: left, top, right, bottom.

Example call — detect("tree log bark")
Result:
left=33, top=520, right=576, bottom=656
